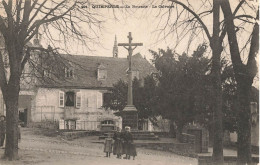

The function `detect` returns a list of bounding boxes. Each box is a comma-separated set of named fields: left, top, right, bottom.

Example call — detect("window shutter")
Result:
left=76, top=92, right=81, bottom=108
left=97, top=92, right=102, bottom=108
left=59, top=119, right=65, bottom=129
left=59, top=91, right=64, bottom=107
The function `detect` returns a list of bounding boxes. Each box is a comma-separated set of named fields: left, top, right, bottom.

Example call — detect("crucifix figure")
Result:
left=118, top=32, right=143, bottom=106
left=118, top=32, right=143, bottom=130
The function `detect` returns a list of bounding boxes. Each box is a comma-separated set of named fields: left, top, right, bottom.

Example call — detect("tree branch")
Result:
left=28, top=0, right=47, bottom=26
left=219, top=0, right=246, bottom=44
left=2, top=0, right=14, bottom=29
left=246, top=10, right=259, bottom=77
left=26, top=2, right=76, bottom=43
left=233, top=0, right=245, bottom=15
left=15, top=0, right=22, bottom=28
left=220, top=0, right=244, bottom=78
left=19, top=0, right=32, bottom=40
left=21, top=47, right=31, bottom=72
left=169, top=0, right=211, bottom=40
left=0, top=16, right=8, bottom=38
left=235, top=14, right=256, bottom=20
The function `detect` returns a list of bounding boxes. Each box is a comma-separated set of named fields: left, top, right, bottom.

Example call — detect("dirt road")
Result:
left=0, top=128, right=197, bottom=165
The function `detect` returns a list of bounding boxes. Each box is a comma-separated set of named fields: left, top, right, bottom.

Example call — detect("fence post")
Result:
left=41, top=107, right=42, bottom=122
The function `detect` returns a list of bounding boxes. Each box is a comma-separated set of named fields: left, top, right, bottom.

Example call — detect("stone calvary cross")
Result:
left=118, top=32, right=143, bottom=130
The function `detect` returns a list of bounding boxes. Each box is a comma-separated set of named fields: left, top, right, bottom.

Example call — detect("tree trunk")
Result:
left=236, top=79, right=252, bottom=164
left=211, top=0, right=224, bottom=163
left=219, top=1, right=258, bottom=163
left=169, top=120, right=176, bottom=138
left=208, top=122, right=214, bottom=147
left=2, top=77, right=20, bottom=160
left=211, top=55, right=224, bottom=164
left=176, top=120, right=184, bottom=142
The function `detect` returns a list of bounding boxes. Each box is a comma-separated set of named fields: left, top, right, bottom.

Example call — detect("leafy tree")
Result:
left=221, top=64, right=259, bottom=134
left=150, top=44, right=211, bottom=138
left=103, top=79, right=128, bottom=112
left=103, top=76, right=158, bottom=120
left=138, top=75, right=158, bottom=119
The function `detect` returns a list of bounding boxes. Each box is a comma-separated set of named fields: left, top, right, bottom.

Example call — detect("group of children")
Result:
left=104, top=126, right=137, bottom=160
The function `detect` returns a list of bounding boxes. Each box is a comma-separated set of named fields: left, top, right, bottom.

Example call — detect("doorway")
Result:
left=19, top=109, right=28, bottom=127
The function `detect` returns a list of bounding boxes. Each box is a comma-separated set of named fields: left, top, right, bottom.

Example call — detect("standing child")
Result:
left=104, top=133, right=113, bottom=157
left=113, top=127, right=123, bottom=159
left=122, top=126, right=135, bottom=160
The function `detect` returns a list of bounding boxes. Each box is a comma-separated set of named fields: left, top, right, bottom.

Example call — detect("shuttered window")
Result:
left=97, top=92, right=102, bottom=108
left=59, top=91, right=64, bottom=107
left=76, top=92, right=81, bottom=108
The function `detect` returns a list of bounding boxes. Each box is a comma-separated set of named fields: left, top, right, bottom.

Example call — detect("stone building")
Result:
left=0, top=36, right=157, bottom=131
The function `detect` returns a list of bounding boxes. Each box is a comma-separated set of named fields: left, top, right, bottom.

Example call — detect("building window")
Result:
left=65, top=92, right=75, bottom=107
left=97, top=64, right=107, bottom=80
left=103, top=93, right=111, bottom=106
left=65, top=68, right=74, bottom=78
left=101, top=120, right=114, bottom=125
left=98, top=69, right=107, bottom=80
left=76, top=92, right=81, bottom=108
left=59, top=91, right=65, bottom=107
left=59, top=91, right=81, bottom=108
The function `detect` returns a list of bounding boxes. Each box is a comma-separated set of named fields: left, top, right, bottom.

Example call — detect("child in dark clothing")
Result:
left=104, top=133, right=113, bottom=157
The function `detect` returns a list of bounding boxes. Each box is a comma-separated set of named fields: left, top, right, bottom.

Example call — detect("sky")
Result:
left=38, top=0, right=259, bottom=83
left=40, top=0, right=212, bottom=61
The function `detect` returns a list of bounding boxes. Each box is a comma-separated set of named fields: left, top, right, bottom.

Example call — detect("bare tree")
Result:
left=163, top=1, right=225, bottom=163
left=220, top=0, right=259, bottom=164
left=148, top=0, right=257, bottom=163
left=0, top=0, right=105, bottom=160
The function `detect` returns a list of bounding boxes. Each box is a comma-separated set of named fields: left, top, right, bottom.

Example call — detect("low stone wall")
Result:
left=181, top=133, right=195, bottom=144
left=60, top=131, right=102, bottom=140
left=138, top=142, right=196, bottom=158
left=152, top=131, right=169, bottom=137
left=198, top=156, right=259, bottom=165
left=29, top=121, right=59, bottom=129
left=136, top=133, right=195, bottom=157
left=137, top=132, right=196, bottom=157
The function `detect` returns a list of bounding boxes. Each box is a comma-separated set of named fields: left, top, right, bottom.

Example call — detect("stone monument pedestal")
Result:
left=121, top=105, right=138, bottom=130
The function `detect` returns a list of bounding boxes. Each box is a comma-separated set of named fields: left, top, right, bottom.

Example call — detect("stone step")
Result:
left=98, top=135, right=159, bottom=140
left=133, top=134, right=156, bottom=137
left=132, top=132, right=155, bottom=135
left=99, top=131, right=159, bottom=140
left=134, top=136, right=159, bottom=140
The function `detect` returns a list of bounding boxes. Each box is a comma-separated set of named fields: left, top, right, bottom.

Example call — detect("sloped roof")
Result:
left=40, top=53, right=156, bottom=89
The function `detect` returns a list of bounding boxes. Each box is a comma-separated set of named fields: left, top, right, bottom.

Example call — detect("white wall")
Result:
left=32, top=88, right=105, bottom=121
left=32, top=88, right=112, bottom=123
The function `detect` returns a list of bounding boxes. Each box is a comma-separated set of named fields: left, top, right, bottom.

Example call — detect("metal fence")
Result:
left=59, top=120, right=101, bottom=131
left=76, top=120, right=100, bottom=130
left=33, top=106, right=56, bottom=122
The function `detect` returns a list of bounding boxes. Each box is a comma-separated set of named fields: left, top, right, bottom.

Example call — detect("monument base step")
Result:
left=98, top=131, right=159, bottom=140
